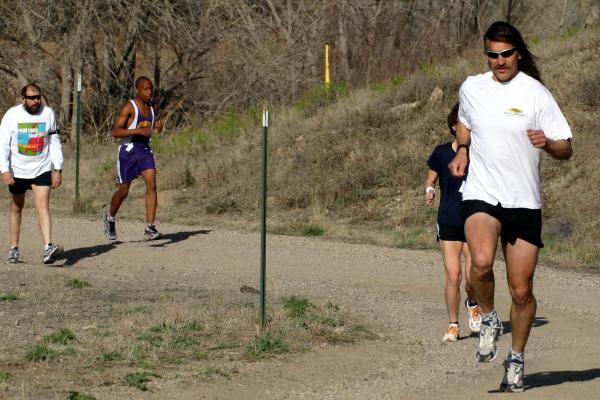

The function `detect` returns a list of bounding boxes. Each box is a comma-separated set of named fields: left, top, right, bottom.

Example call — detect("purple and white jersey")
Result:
left=117, top=100, right=156, bottom=183
left=119, top=100, right=155, bottom=148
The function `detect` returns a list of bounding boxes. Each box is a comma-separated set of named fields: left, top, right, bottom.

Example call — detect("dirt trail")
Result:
left=2, top=215, right=600, bottom=399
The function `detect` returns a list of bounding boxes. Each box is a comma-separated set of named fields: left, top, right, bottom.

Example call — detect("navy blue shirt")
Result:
left=427, top=142, right=468, bottom=227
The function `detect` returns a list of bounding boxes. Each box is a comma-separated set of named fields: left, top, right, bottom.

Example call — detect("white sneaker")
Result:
left=465, top=300, right=482, bottom=333
left=476, top=319, right=503, bottom=362
left=500, top=357, right=525, bottom=392
left=144, top=224, right=161, bottom=240
left=103, top=211, right=117, bottom=240
left=6, top=246, right=19, bottom=264
left=442, top=324, right=459, bottom=342
left=43, top=243, right=63, bottom=264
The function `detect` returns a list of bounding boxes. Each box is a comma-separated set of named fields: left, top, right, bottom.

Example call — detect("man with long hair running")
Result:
left=449, top=21, right=573, bottom=392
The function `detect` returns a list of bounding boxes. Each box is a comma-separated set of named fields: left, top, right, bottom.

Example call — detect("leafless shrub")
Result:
left=1, top=0, right=595, bottom=140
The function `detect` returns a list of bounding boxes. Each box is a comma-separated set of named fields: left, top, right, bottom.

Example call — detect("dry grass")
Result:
left=0, top=274, right=373, bottom=398
left=532, top=28, right=600, bottom=265
left=9, top=27, right=598, bottom=267
left=0, top=23, right=597, bottom=400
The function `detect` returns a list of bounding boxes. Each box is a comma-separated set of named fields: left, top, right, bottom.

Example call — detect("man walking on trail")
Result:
left=103, top=76, right=163, bottom=241
left=0, top=84, right=64, bottom=264
left=425, top=103, right=481, bottom=343
left=449, top=21, right=573, bottom=392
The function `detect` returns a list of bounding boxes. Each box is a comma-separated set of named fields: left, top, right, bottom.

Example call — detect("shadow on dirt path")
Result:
left=487, top=368, right=600, bottom=393
left=524, top=368, right=600, bottom=390
left=59, top=242, right=123, bottom=266
left=148, top=229, right=212, bottom=247
left=501, top=316, right=549, bottom=334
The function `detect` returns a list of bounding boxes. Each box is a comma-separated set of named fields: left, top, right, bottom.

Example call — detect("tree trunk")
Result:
left=338, top=2, right=351, bottom=82
left=59, top=62, right=72, bottom=139
left=506, top=0, right=514, bottom=23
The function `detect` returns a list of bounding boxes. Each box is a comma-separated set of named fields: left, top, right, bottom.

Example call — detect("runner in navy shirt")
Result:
left=425, top=103, right=481, bottom=342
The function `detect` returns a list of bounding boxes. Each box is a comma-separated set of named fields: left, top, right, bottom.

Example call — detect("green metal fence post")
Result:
left=260, top=109, right=269, bottom=331
left=75, top=74, right=81, bottom=208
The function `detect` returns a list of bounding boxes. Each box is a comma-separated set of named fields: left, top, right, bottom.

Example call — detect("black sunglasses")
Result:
left=485, top=48, right=516, bottom=59
left=24, top=95, right=41, bottom=100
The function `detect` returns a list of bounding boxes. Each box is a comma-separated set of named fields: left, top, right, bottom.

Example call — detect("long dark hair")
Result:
left=447, top=103, right=459, bottom=136
left=484, top=21, right=542, bottom=83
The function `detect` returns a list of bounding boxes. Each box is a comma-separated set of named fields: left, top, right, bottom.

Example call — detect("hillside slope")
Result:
left=151, top=27, right=598, bottom=266
left=26, top=27, right=599, bottom=267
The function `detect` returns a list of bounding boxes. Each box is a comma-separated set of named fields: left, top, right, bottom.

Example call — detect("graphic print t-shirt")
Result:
left=18, top=122, right=47, bottom=156
left=0, top=105, right=63, bottom=179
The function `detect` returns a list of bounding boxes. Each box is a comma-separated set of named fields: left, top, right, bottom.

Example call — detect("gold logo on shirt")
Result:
left=504, top=107, right=526, bottom=117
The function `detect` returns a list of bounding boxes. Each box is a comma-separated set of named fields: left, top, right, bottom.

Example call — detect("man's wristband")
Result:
left=456, top=144, right=469, bottom=154
left=54, top=169, right=62, bottom=173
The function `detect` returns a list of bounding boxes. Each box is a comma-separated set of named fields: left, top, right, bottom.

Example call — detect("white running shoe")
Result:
left=500, top=357, right=525, bottom=392
left=6, top=246, right=19, bottom=264
left=442, top=324, right=460, bottom=342
left=144, top=224, right=161, bottom=240
left=465, top=300, right=482, bottom=333
left=43, top=243, right=63, bottom=264
left=103, top=211, right=117, bottom=240
left=476, top=319, right=503, bottom=362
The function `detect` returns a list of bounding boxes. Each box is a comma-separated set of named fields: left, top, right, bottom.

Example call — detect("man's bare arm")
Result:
left=527, top=129, right=572, bottom=160
left=448, top=121, right=471, bottom=177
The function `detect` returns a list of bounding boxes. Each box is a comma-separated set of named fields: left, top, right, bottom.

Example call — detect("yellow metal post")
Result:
left=325, top=43, right=330, bottom=90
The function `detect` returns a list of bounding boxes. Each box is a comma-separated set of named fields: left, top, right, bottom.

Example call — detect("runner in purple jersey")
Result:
left=103, top=76, right=163, bottom=241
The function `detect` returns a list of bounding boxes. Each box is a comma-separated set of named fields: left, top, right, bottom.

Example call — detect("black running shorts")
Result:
left=436, top=223, right=466, bottom=242
left=460, top=200, right=543, bottom=248
left=8, top=171, right=52, bottom=194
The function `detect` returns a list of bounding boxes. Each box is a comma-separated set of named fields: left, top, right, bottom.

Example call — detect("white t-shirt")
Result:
left=458, top=71, right=572, bottom=209
left=0, top=104, right=63, bottom=179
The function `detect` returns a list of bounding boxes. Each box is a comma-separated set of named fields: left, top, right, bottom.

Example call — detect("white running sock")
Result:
left=482, top=310, right=498, bottom=325
left=510, top=350, right=524, bottom=363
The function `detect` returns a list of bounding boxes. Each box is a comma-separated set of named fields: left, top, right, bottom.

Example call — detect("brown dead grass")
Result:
left=0, top=272, right=373, bottom=398
left=13, top=27, right=598, bottom=267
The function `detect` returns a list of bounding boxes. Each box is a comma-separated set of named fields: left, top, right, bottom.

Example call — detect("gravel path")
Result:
left=2, top=215, right=600, bottom=399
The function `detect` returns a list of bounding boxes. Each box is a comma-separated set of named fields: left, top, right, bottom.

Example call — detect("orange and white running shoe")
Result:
left=465, top=300, right=482, bottom=333
left=442, top=324, right=460, bottom=342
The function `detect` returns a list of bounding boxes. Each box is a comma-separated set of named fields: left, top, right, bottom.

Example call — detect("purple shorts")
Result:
left=117, top=144, right=156, bottom=183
